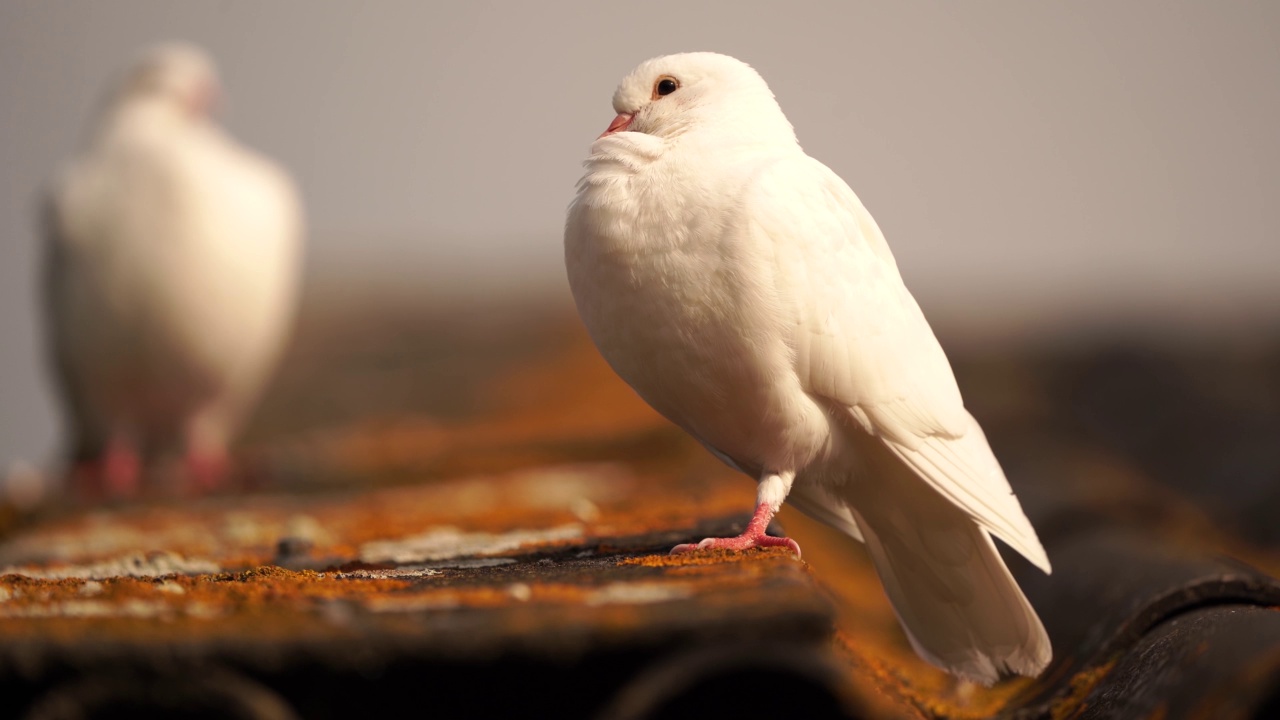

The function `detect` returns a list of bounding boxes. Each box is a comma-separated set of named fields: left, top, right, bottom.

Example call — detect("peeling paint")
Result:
left=0, top=552, right=221, bottom=580
left=336, top=567, right=443, bottom=580
left=359, top=524, right=584, bottom=564
left=0, top=598, right=171, bottom=619
left=585, top=582, right=693, bottom=607
left=425, top=557, right=516, bottom=570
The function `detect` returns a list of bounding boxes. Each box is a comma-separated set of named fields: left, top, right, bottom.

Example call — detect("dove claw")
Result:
left=70, top=435, right=140, bottom=501
left=667, top=529, right=802, bottom=558
left=668, top=500, right=803, bottom=557
left=185, top=450, right=232, bottom=495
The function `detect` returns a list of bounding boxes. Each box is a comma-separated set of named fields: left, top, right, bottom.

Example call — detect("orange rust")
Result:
left=0, top=455, right=755, bottom=574
left=0, top=316, right=1010, bottom=717
left=289, top=325, right=687, bottom=486
left=0, top=566, right=411, bottom=614
left=618, top=546, right=799, bottom=568
left=7, top=306, right=1279, bottom=719
left=0, top=551, right=816, bottom=649
left=1045, top=659, right=1118, bottom=720
left=789, top=501, right=1041, bottom=718
left=833, top=632, right=930, bottom=720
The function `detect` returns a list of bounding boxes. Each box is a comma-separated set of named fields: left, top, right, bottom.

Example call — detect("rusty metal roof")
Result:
left=2, top=301, right=1278, bottom=719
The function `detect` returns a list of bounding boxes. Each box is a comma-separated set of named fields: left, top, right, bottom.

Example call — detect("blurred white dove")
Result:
left=565, top=52, right=1051, bottom=683
left=42, top=43, right=303, bottom=498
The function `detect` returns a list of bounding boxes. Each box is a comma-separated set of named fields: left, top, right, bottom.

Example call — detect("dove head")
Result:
left=599, top=53, right=796, bottom=145
left=113, top=43, right=221, bottom=119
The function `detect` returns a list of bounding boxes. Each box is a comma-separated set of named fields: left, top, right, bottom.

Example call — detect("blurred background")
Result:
left=2, top=5, right=1280, bottom=716
left=2, top=0, right=1279, bottom=472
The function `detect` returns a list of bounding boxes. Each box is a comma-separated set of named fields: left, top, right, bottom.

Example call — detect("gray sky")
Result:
left=2, top=1, right=1279, bottom=469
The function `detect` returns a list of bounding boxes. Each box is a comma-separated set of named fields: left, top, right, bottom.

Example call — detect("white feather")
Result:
left=565, top=51, right=1051, bottom=682
left=44, top=44, right=302, bottom=464
left=748, top=155, right=1051, bottom=573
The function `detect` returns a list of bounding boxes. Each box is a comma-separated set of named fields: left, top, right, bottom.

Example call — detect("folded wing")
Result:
left=745, top=155, right=1050, bottom=573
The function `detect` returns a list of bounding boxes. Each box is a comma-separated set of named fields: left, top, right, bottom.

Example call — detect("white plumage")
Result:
left=43, top=44, right=302, bottom=496
left=565, top=52, right=1051, bottom=682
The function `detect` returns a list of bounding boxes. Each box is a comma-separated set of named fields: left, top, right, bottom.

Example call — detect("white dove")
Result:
left=565, top=52, right=1051, bottom=682
left=42, top=43, right=303, bottom=498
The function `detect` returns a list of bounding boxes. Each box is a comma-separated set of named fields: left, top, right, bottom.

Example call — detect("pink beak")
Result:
left=187, top=77, right=222, bottom=119
left=598, top=113, right=635, bottom=139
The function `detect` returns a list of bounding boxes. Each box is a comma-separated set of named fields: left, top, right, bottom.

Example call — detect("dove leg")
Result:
left=70, top=434, right=141, bottom=500
left=670, top=470, right=801, bottom=557
left=182, top=414, right=231, bottom=493
left=185, top=450, right=231, bottom=493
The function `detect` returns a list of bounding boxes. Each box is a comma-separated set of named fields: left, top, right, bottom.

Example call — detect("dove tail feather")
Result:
left=880, top=415, right=1049, bottom=571
left=848, top=496, right=1051, bottom=684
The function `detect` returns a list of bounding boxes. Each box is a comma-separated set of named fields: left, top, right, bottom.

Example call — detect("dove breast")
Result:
left=46, top=103, right=302, bottom=450
left=566, top=137, right=836, bottom=476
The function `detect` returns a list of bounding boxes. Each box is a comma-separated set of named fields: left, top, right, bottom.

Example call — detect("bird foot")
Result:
left=185, top=451, right=231, bottom=494
left=670, top=499, right=802, bottom=558
left=671, top=532, right=802, bottom=558
left=70, top=440, right=140, bottom=500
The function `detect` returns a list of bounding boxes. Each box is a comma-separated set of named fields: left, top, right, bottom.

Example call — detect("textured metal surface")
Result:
left=0, top=472, right=846, bottom=718
left=2, top=300, right=1279, bottom=719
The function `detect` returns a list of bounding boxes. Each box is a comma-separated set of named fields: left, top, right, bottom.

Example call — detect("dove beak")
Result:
left=598, top=113, right=635, bottom=139
left=188, top=77, right=222, bottom=119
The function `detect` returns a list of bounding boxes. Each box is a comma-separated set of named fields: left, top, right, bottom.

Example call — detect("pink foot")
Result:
left=185, top=451, right=231, bottom=494
left=671, top=502, right=802, bottom=558
left=71, top=437, right=141, bottom=500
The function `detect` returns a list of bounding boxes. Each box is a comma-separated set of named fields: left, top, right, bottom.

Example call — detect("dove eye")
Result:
left=654, top=76, right=680, bottom=98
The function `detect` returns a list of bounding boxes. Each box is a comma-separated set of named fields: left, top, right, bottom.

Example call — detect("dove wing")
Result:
left=746, top=155, right=1049, bottom=571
